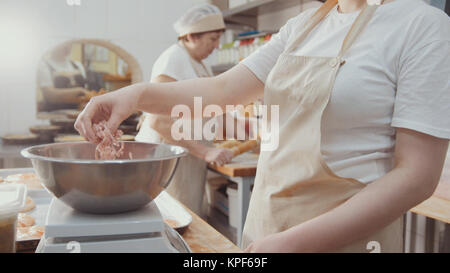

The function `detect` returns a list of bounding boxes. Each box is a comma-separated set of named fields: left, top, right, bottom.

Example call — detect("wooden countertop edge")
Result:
left=208, top=164, right=257, bottom=177
left=181, top=205, right=242, bottom=253
left=410, top=195, right=450, bottom=224
left=207, top=152, right=259, bottom=177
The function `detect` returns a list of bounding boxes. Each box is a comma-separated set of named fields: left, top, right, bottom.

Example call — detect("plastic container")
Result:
left=226, top=184, right=238, bottom=229
left=214, top=186, right=229, bottom=216
left=0, top=184, right=27, bottom=253
left=227, top=184, right=254, bottom=229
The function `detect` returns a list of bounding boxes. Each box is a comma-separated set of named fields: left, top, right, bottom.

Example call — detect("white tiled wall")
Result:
left=0, top=0, right=206, bottom=136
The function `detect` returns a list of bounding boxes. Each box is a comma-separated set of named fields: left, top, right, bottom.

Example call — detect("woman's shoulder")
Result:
left=392, top=0, right=449, bottom=36
left=155, top=43, right=190, bottom=65
left=152, top=43, right=194, bottom=81
left=368, top=0, right=449, bottom=62
left=402, top=0, right=448, bottom=17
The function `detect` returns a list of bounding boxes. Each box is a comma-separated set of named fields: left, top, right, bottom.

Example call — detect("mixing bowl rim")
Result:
left=20, top=141, right=189, bottom=164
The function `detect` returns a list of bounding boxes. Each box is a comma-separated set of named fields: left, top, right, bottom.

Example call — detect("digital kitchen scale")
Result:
left=36, top=197, right=191, bottom=253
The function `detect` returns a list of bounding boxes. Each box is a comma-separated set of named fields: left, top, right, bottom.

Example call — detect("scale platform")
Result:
left=37, top=197, right=191, bottom=253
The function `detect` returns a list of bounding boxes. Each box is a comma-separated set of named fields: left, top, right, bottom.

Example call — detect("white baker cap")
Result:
left=174, top=3, right=225, bottom=37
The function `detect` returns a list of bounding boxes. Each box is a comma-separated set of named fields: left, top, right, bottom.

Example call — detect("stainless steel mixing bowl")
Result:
left=21, top=141, right=188, bottom=214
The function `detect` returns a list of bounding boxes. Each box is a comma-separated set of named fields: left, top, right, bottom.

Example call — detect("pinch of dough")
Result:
left=17, top=213, right=35, bottom=228
left=231, top=140, right=258, bottom=156
left=20, top=197, right=36, bottom=213
left=216, top=140, right=241, bottom=149
left=5, top=173, right=43, bottom=190
left=16, top=226, right=45, bottom=241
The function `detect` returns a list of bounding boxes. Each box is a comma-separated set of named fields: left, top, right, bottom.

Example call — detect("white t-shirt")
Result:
left=136, top=42, right=213, bottom=143
left=151, top=42, right=213, bottom=81
left=242, top=0, right=450, bottom=183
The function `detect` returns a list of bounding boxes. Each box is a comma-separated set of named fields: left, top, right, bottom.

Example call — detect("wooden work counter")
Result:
left=208, top=152, right=258, bottom=177
left=16, top=207, right=240, bottom=253
left=4, top=165, right=240, bottom=253
left=181, top=205, right=242, bottom=253
left=412, top=151, right=450, bottom=224
left=411, top=196, right=450, bottom=224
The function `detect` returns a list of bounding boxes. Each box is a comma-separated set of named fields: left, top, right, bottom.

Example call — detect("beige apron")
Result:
left=242, top=0, right=404, bottom=253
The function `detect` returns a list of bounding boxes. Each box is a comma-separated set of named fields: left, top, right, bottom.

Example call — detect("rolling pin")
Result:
left=216, top=139, right=241, bottom=149
left=230, top=139, right=259, bottom=156
left=209, top=139, right=259, bottom=167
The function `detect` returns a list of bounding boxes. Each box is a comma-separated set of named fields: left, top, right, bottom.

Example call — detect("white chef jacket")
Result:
left=135, top=42, right=214, bottom=215
left=135, top=42, right=213, bottom=143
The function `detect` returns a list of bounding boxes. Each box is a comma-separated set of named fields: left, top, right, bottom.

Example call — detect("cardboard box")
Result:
left=206, top=177, right=229, bottom=216
left=214, top=186, right=229, bottom=216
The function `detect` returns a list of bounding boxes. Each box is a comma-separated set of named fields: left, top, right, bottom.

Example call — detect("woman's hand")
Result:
left=42, top=86, right=89, bottom=104
left=74, top=84, right=143, bottom=143
left=204, top=147, right=234, bottom=166
left=67, top=87, right=88, bottom=103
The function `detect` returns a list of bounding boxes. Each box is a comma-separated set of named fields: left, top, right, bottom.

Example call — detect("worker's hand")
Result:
left=72, top=87, right=89, bottom=97
left=61, top=88, right=88, bottom=104
left=74, top=84, right=142, bottom=143
left=204, top=148, right=234, bottom=166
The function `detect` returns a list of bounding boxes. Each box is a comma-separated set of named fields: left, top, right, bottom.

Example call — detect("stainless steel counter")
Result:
left=0, top=139, right=32, bottom=168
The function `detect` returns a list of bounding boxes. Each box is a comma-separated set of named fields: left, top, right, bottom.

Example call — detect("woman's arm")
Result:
left=145, top=74, right=234, bottom=165
left=75, top=64, right=263, bottom=143
left=138, top=64, right=263, bottom=115
left=246, top=128, right=449, bottom=252
left=147, top=114, right=233, bottom=165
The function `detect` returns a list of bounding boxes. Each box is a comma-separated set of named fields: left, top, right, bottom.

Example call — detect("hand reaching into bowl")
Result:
left=74, top=84, right=143, bottom=143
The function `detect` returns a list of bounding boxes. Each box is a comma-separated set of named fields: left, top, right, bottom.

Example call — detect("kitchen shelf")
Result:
left=236, top=31, right=275, bottom=40
left=222, top=0, right=325, bottom=27
left=223, top=0, right=276, bottom=18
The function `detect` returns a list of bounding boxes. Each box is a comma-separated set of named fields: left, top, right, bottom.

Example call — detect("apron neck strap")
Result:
left=179, top=41, right=212, bottom=78
left=285, top=0, right=337, bottom=53
left=337, top=3, right=379, bottom=58
left=285, top=0, right=380, bottom=58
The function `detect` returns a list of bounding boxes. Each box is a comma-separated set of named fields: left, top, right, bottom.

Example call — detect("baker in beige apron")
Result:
left=137, top=42, right=217, bottom=216
left=163, top=43, right=215, bottom=216
left=242, top=0, right=404, bottom=252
